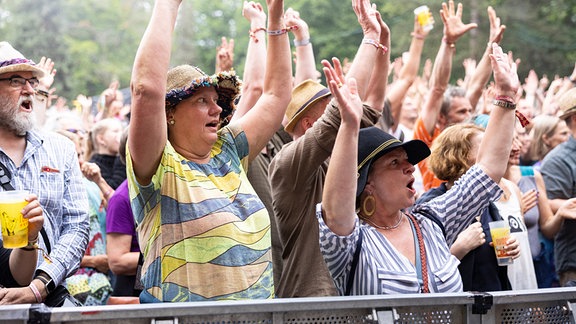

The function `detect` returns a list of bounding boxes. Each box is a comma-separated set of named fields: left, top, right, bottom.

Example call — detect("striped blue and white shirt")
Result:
left=0, top=130, right=89, bottom=286
left=317, top=165, right=502, bottom=295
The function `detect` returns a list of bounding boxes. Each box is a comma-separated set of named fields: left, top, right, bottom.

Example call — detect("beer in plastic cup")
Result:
left=414, top=5, right=434, bottom=32
left=489, top=220, right=514, bottom=266
left=0, top=190, right=29, bottom=249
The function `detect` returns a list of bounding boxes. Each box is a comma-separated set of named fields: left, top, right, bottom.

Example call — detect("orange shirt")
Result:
left=413, top=117, right=443, bottom=191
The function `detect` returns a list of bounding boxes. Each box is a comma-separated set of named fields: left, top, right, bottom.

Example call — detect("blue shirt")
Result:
left=0, top=130, right=89, bottom=286
left=317, top=165, right=502, bottom=295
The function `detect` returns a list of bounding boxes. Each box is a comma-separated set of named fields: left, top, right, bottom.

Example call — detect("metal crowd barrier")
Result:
left=2, top=287, right=576, bottom=324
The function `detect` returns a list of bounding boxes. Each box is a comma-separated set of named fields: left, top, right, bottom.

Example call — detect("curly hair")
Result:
left=428, top=124, right=485, bottom=184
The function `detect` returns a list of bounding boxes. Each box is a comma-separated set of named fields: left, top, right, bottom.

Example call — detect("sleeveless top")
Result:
left=516, top=166, right=541, bottom=259
left=493, top=180, right=538, bottom=290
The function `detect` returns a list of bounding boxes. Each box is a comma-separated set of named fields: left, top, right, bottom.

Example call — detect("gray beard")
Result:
left=0, top=95, right=36, bottom=136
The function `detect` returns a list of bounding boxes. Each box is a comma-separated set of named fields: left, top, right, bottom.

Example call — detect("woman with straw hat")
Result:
left=127, top=0, right=291, bottom=302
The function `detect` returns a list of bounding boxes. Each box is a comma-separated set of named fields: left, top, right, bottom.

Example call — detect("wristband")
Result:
left=267, top=25, right=298, bottom=36
left=249, top=27, right=266, bottom=43
left=29, top=283, right=42, bottom=303
left=293, top=38, right=311, bottom=47
left=492, top=99, right=516, bottom=109
left=362, top=38, right=388, bottom=54
left=442, top=37, right=455, bottom=48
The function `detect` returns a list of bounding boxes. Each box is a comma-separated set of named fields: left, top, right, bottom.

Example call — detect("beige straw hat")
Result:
left=558, top=87, right=576, bottom=120
left=0, top=42, right=44, bottom=77
left=284, top=80, right=331, bottom=133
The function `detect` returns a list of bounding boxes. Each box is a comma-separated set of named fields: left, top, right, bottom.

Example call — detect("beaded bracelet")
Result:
left=267, top=25, right=298, bottom=36
left=362, top=38, right=388, bottom=54
left=442, top=37, right=455, bottom=48
left=28, top=283, right=42, bottom=303
left=249, top=27, right=266, bottom=43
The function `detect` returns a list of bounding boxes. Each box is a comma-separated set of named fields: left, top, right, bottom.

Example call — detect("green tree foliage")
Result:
left=0, top=0, right=574, bottom=100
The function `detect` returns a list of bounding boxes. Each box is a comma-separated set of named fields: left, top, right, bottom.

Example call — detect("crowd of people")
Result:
left=1, top=0, right=576, bottom=306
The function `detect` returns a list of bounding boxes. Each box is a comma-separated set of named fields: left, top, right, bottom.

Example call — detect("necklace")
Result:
left=366, top=212, right=404, bottom=230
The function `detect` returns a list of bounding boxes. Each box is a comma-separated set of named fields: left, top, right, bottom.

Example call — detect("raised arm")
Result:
left=386, top=16, right=430, bottom=130
left=322, top=73, right=364, bottom=236
left=363, top=10, right=390, bottom=113
left=231, top=1, right=267, bottom=121
left=285, top=8, right=318, bottom=84
left=237, top=0, right=292, bottom=162
left=420, top=0, right=477, bottom=135
left=465, top=6, right=506, bottom=109
left=476, top=43, right=519, bottom=182
left=129, top=0, right=179, bottom=184
left=345, top=0, right=381, bottom=100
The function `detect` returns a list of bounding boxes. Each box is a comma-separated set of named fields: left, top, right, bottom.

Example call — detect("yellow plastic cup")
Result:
left=414, top=5, right=434, bottom=32
left=489, top=220, right=514, bottom=266
left=0, top=190, right=29, bottom=249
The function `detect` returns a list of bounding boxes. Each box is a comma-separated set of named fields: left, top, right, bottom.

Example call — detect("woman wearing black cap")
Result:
left=317, top=43, right=521, bottom=295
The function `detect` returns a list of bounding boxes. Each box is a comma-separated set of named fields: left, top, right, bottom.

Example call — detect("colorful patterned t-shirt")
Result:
left=127, top=125, right=274, bottom=302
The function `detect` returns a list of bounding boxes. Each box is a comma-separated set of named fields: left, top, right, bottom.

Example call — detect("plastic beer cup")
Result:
left=414, top=5, right=434, bottom=32
left=0, top=190, right=29, bottom=249
left=489, top=220, right=514, bottom=266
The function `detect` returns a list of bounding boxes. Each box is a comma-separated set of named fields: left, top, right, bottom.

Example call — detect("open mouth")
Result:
left=407, top=178, right=416, bottom=194
left=206, top=120, right=220, bottom=130
left=20, top=99, right=32, bottom=112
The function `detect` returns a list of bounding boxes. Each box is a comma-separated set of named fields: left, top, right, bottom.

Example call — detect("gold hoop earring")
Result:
left=361, top=194, right=376, bottom=218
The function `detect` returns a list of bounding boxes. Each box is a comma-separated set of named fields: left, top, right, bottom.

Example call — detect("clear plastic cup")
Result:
left=414, top=5, right=434, bottom=32
left=0, top=190, right=29, bottom=249
left=489, top=220, right=514, bottom=266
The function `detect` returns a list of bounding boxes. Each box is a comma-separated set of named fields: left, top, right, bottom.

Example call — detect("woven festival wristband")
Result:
left=362, top=38, right=388, bottom=54
left=267, top=25, right=298, bottom=36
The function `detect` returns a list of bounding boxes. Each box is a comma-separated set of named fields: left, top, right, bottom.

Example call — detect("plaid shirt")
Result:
left=0, top=130, right=89, bottom=286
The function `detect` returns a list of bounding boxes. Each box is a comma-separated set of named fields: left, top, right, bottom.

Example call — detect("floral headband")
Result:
left=165, top=70, right=241, bottom=122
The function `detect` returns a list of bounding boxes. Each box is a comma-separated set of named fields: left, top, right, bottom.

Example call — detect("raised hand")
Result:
left=36, top=56, right=57, bottom=90
left=243, top=1, right=266, bottom=23
left=440, top=0, right=477, bottom=44
left=284, top=8, right=309, bottom=41
left=352, top=0, right=380, bottom=39
left=321, top=58, right=346, bottom=90
left=215, top=37, right=234, bottom=73
left=490, top=43, right=519, bottom=99
left=487, top=6, right=506, bottom=44
left=265, top=0, right=284, bottom=23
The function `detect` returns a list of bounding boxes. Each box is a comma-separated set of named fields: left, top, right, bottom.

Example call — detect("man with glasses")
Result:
left=0, top=42, right=89, bottom=305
